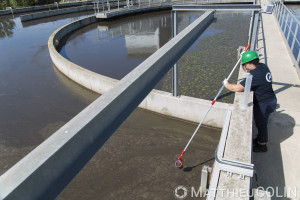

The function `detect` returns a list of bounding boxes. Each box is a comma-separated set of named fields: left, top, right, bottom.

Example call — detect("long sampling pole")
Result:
left=175, top=44, right=251, bottom=168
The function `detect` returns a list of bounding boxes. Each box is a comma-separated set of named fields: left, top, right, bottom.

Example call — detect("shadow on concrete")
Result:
left=252, top=109, right=295, bottom=199
left=251, top=11, right=297, bottom=199
left=183, top=157, right=214, bottom=172
left=273, top=81, right=300, bottom=95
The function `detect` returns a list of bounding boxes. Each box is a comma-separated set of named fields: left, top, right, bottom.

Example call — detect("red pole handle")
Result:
left=244, top=44, right=250, bottom=52
left=178, top=150, right=185, bottom=160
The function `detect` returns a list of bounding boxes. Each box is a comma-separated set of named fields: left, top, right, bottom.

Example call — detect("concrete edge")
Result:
left=48, top=11, right=233, bottom=128
left=20, top=5, right=94, bottom=21
left=0, top=1, right=94, bottom=16
left=208, top=10, right=259, bottom=200
left=96, top=4, right=172, bottom=18
left=215, top=70, right=253, bottom=199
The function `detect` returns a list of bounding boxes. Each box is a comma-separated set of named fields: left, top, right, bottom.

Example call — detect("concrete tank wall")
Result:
left=48, top=12, right=233, bottom=128
left=20, top=5, right=94, bottom=21
left=0, top=1, right=94, bottom=16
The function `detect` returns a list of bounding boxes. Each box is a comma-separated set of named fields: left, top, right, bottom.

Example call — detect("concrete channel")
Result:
left=0, top=3, right=260, bottom=200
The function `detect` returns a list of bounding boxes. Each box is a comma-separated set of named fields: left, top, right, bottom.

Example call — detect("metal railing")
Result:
left=273, top=0, right=300, bottom=68
left=93, top=0, right=248, bottom=15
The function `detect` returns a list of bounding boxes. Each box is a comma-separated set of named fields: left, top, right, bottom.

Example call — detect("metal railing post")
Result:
left=280, top=2, right=284, bottom=21
left=172, top=10, right=178, bottom=97
left=291, top=23, right=298, bottom=51
left=279, top=2, right=283, bottom=24
left=248, top=12, right=253, bottom=38
left=242, top=74, right=253, bottom=109
left=279, top=4, right=283, bottom=24
left=273, top=0, right=277, bottom=16
left=256, top=12, right=261, bottom=50
left=54, top=2, right=59, bottom=9
left=249, top=11, right=260, bottom=51
left=276, top=1, right=281, bottom=20
left=287, top=17, right=293, bottom=42
left=283, top=13, right=289, bottom=34
left=275, top=0, right=280, bottom=19
left=280, top=8, right=286, bottom=28
left=297, top=49, right=300, bottom=64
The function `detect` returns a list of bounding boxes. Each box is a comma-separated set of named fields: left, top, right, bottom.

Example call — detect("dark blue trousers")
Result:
left=253, top=98, right=277, bottom=143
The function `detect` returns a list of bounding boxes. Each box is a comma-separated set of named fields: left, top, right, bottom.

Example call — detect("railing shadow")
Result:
left=183, top=157, right=214, bottom=172
left=252, top=109, right=295, bottom=199
left=273, top=81, right=300, bottom=94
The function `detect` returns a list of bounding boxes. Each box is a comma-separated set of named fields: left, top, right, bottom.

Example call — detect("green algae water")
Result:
left=162, top=11, right=251, bottom=103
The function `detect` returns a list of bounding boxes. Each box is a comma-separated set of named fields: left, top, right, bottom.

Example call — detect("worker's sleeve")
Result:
left=239, top=78, right=246, bottom=87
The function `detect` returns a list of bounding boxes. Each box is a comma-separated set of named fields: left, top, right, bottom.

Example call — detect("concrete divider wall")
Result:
left=48, top=10, right=232, bottom=128
left=96, top=5, right=172, bottom=18
left=0, top=1, right=94, bottom=16
left=0, top=10, right=11, bottom=15
left=20, top=5, right=94, bottom=21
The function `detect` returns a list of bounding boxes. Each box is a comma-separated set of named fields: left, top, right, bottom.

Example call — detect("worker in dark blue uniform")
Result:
left=223, top=51, right=277, bottom=152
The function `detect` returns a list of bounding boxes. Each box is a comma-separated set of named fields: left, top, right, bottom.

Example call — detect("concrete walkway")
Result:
left=255, top=0, right=300, bottom=198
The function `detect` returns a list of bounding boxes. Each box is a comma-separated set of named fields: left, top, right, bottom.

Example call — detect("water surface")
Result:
left=60, top=10, right=251, bottom=103
left=0, top=8, right=251, bottom=199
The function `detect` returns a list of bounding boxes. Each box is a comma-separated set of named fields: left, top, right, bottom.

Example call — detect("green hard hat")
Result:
left=241, top=51, right=259, bottom=65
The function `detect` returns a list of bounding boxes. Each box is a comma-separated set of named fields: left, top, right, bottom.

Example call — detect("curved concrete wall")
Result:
left=20, top=5, right=94, bottom=21
left=0, top=1, right=94, bottom=16
left=48, top=10, right=233, bottom=128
